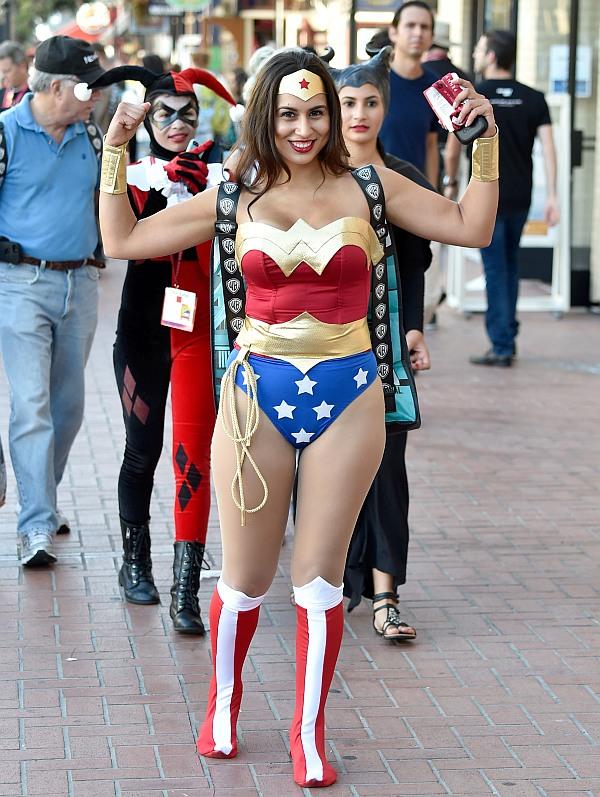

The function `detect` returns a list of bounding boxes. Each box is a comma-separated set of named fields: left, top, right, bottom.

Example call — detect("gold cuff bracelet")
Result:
left=100, top=139, right=127, bottom=195
left=471, top=126, right=499, bottom=182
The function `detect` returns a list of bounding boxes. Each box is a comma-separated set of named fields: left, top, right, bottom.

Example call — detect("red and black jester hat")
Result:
left=84, top=65, right=235, bottom=106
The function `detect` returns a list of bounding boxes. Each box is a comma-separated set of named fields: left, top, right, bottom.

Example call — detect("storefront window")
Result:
left=484, top=0, right=512, bottom=30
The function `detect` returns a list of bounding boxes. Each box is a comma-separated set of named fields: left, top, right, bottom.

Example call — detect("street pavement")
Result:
left=1, top=262, right=599, bottom=796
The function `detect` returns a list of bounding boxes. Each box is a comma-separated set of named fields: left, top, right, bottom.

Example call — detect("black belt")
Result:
left=19, top=256, right=105, bottom=271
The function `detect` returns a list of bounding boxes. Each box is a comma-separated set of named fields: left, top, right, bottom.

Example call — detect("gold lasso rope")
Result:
left=220, top=353, right=269, bottom=526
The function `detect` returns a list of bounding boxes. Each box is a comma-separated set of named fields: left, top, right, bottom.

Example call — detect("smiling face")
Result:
left=148, top=93, right=199, bottom=153
left=339, top=83, right=385, bottom=147
left=274, top=92, right=330, bottom=167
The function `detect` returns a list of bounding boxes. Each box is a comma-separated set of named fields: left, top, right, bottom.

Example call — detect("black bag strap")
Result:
left=350, top=166, right=398, bottom=413
left=0, top=122, right=7, bottom=192
left=214, top=181, right=246, bottom=348
left=84, top=120, right=103, bottom=161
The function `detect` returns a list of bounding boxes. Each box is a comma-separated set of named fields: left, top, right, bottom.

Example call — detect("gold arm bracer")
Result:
left=471, top=126, right=499, bottom=182
left=100, top=139, right=127, bottom=195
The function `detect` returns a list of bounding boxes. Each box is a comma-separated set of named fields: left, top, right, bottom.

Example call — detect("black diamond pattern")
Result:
left=175, top=443, right=188, bottom=474
left=178, top=483, right=192, bottom=511
left=187, top=463, right=202, bottom=492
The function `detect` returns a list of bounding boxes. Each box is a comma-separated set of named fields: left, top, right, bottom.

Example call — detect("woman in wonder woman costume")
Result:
left=99, top=48, right=498, bottom=788
left=86, top=66, right=234, bottom=632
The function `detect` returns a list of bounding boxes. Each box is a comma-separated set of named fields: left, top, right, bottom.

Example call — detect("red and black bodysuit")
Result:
left=113, top=153, right=217, bottom=544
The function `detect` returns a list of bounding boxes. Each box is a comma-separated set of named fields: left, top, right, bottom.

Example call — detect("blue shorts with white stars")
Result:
left=228, top=349, right=378, bottom=449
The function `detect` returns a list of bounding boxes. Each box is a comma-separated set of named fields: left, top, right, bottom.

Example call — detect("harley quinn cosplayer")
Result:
left=99, top=49, right=498, bottom=787
left=85, top=66, right=235, bottom=633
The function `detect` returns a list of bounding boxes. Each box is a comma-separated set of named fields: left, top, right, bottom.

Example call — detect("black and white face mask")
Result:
left=149, top=100, right=199, bottom=130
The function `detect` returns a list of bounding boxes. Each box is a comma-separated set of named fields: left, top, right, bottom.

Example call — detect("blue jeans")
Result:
left=0, top=262, right=99, bottom=537
left=480, top=210, right=529, bottom=357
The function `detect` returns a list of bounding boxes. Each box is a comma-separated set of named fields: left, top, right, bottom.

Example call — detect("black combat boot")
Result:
left=170, top=541, right=205, bottom=635
left=118, top=518, right=160, bottom=605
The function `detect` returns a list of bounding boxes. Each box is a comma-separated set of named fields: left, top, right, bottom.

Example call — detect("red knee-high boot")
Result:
left=197, top=578, right=266, bottom=758
left=290, top=577, right=344, bottom=788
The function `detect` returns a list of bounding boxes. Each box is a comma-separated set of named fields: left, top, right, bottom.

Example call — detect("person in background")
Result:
left=0, top=40, right=29, bottom=110
left=379, top=1, right=439, bottom=187
left=0, top=35, right=105, bottom=566
left=86, top=63, right=235, bottom=632
left=445, top=30, right=559, bottom=366
left=330, top=45, right=432, bottom=642
left=420, top=20, right=472, bottom=325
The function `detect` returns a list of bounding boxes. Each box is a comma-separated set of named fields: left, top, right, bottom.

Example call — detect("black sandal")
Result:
left=372, top=591, right=416, bottom=642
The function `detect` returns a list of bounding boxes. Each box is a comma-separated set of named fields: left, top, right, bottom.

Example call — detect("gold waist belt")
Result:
left=235, top=312, right=371, bottom=360
left=221, top=312, right=371, bottom=525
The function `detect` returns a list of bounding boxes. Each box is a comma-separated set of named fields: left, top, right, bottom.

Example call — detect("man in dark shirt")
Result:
left=379, top=1, right=439, bottom=186
left=466, top=30, right=559, bottom=365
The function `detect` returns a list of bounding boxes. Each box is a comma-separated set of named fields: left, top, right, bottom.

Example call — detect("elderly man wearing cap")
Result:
left=0, top=35, right=105, bottom=567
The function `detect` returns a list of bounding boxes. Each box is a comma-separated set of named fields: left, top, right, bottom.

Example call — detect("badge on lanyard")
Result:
left=161, top=251, right=196, bottom=332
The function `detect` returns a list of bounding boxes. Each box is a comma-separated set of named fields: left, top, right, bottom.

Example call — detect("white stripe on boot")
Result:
left=291, top=576, right=343, bottom=787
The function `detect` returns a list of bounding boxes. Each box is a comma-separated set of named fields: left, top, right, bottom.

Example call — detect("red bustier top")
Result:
left=235, top=218, right=383, bottom=326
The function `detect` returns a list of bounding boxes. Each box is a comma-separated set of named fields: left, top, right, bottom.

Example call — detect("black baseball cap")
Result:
left=34, top=36, right=105, bottom=83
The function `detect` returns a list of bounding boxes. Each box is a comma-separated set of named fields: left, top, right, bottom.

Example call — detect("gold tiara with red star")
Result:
left=278, top=69, right=326, bottom=100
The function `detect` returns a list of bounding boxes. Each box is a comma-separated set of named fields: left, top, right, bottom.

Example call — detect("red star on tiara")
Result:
left=278, top=70, right=324, bottom=100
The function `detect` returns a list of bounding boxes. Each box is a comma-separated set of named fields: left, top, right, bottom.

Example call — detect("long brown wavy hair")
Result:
left=234, top=48, right=350, bottom=207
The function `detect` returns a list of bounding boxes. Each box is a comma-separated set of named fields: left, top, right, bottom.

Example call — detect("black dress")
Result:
left=344, top=154, right=433, bottom=611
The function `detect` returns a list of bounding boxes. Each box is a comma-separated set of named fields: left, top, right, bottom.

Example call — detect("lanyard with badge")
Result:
left=161, top=250, right=197, bottom=332
left=160, top=138, right=200, bottom=332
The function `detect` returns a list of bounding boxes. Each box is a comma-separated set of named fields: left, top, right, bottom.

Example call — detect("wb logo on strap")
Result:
left=220, top=198, right=235, bottom=216
left=366, top=183, right=380, bottom=200
left=223, top=182, right=238, bottom=195
left=215, top=221, right=236, bottom=234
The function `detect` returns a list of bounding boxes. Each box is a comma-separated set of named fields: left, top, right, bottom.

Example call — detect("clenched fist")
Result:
left=105, top=101, right=151, bottom=147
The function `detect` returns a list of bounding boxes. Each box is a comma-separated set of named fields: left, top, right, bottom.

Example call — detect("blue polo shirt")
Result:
left=379, top=68, right=438, bottom=174
left=0, top=94, right=99, bottom=260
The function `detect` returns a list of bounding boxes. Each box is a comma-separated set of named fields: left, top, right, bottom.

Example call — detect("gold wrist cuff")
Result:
left=100, top=139, right=127, bottom=194
left=471, top=126, right=499, bottom=182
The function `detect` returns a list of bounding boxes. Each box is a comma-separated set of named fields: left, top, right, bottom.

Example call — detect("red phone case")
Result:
left=423, top=72, right=488, bottom=144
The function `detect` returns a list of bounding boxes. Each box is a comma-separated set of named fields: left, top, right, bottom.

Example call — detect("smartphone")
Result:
left=423, top=72, right=488, bottom=145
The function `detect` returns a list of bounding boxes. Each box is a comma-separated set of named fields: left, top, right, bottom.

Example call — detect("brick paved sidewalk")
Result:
left=1, top=263, right=599, bottom=797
